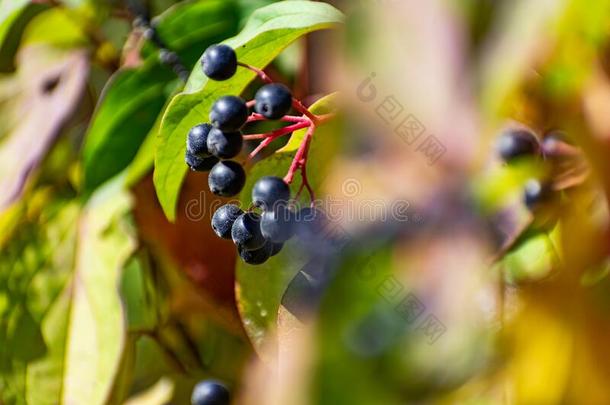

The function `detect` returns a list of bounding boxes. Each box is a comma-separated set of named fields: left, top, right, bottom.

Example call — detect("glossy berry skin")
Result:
left=186, top=151, right=219, bottom=172
left=497, top=129, right=540, bottom=161
left=260, top=207, right=294, bottom=243
left=212, top=204, right=243, bottom=239
left=201, top=44, right=237, bottom=81
left=254, top=83, right=293, bottom=119
left=187, top=123, right=213, bottom=157
left=239, top=243, right=273, bottom=265
left=208, top=161, right=246, bottom=197
left=252, top=176, right=291, bottom=209
left=524, top=179, right=552, bottom=210
left=207, top=128, right=243, bottom=159
left=191, top=380, right=230, bottom=405
left=210, top=96, right=248, bottom=132
left=232, top=212, right=266, bottom=251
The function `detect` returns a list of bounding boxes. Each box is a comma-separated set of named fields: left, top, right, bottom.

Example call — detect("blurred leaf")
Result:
left=27, top=179, right=136, bottom=405
left=502, top=226, right=561, bottom=283
left=21, top=8, right=89, bottom=48
left=480, top=0, right=568, bottom=119
left=235, top=94, right=341, bottom=354
left=0, top=2, right=48, bottom=72
left=154, top=0, right=344, bottom=221
left=120, top=254, right=166, bottom=334
left=0, top=178, right=136, bottom=405
left=0, top=46, right=88, bottom=211
left=123, top=377, right=174, bottom=405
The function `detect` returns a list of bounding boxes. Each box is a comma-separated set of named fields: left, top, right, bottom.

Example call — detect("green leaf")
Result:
left=142, top=0, right=240, bottom=67
left=502, top=224, right=562, bottom=283
left=0, top=2, right=48, bottom=72
left=154, top=0, right=344, bottom=221
left=235, top=94, right=342, bottom=353
left=27, top=179, right=136, bottom=405
left=0, top=179, right=137, bottom=405
left=82, top=0, right=241, bottom=192
left=82, top=62, right=175, bottom=193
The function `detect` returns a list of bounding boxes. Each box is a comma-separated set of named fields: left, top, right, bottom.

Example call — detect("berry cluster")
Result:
left=497, top=129, right=579, bottom=211
left=186, top=44, right=333, bottom=264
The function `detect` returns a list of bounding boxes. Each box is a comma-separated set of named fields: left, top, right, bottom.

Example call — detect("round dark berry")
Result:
left=497, top=129, right=540, bottom=161
left=186, top=151, right=219, bottom=172
left=270, top=242, right=283, bottom=257
left=252, top=176, right=291, bottom=209
left=208, top=161, right=246, bottom=197
left=524, top=179, right=553, bottom=210
left=210, top=96, right=248, bottom=132
left=191, top=379, right=230, bottom=405
left=254, top=83, right=293, bottom=120
left=187, top=123, right=213, bottom=157
left=201, top=44, right=237, bottom=81
left=260, top=207, right=294, bottom=243
left=239, top=243, right=273, bottom=265
left=207, top=128, right=243, bottom=159
left=212, top=204, right=243, bottom=239
left=232, top=212, right=266, bottom=251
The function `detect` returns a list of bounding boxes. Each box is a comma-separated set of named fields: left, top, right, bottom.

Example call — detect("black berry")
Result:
left=191, top=379, right=230, bottom=405
left=252, top=176, right=291, bottom=209
left=260, top=207, right=294, bottom=243
left=254, top=83, right=293, bottom=120
left=208, top=161, right=246, bottom=197
left=210, top=96, right=248, bottom=132
left=497, top=129, right=540, bottom=161
left=212, top=204, right=243, bottom=239
left=201, top=44, right=237, bottom=81
left=270, top=242, right=283, bottom=257
left=187, top=123, right=213, bottom=157
left=186, top=151, right=219, bottom=172
left=239, top=243, right=273, bottom=265
left=524, top=179, right=553, bottom=210
left=232, top=212, right=266, bottom=251
left=207, top=128, right=243, bottom=159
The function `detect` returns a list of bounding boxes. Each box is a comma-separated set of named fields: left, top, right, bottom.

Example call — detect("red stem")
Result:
left=238, top=62, right=273, bottom=84
left=284, top=125, right=315, bottom=184
left=246, top=121, right=311, bottom=161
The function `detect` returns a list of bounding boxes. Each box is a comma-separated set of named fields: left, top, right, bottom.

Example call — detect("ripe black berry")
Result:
left=212, top=204, right=243, bottom=239
left=254, top=83, right=293, bottom=120
left=497, top=129, right=540, bottom=161
left=187, top=123, right=213, bottom=157
left=207, top=128, right=243, bottom=159
left=232, top=212, right=266, bottom=251
left=260, top=207, right=294, bottom=243
left=210, top=96, right=248, bottom=132
left=239, top=243, right=273, bottom=265
left=201, top=44, right=237, bottom=81
left=524, top=179, right=552, bottom=210
left=252, top=176, right=291, bottom=209
left=191, top=379, right=230, bottom=405
left=186, top=151, right=219, bottom=172
left=208, top=161, right=246, bottom=197
left=270, top=242, right=283, bottom=257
